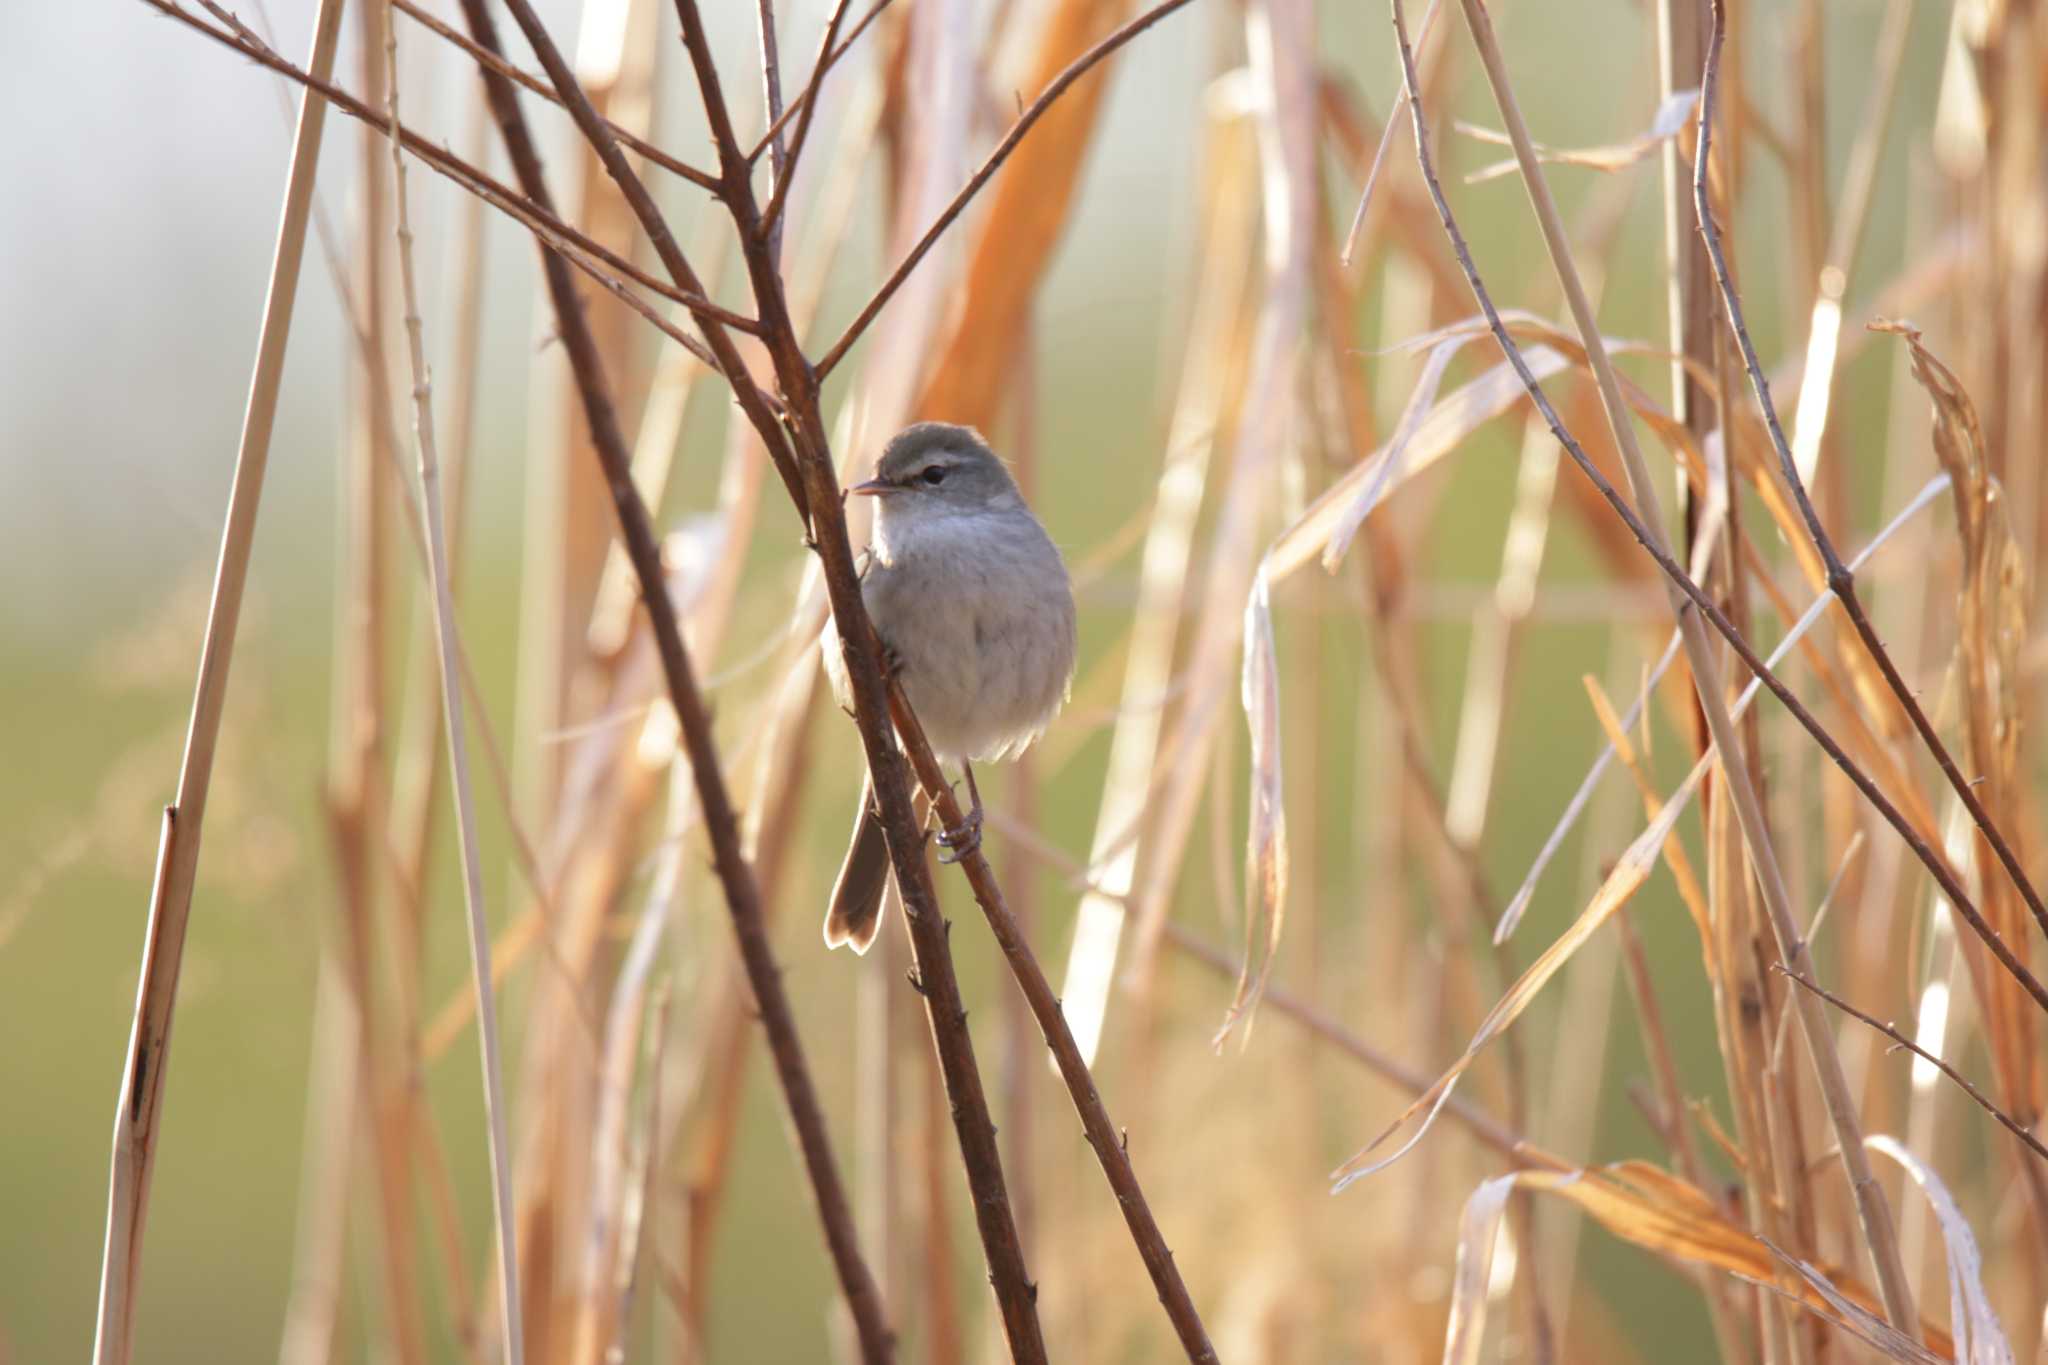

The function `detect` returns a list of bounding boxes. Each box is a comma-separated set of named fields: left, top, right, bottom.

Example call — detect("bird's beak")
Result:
left=848, top=477, right=897, bottom=497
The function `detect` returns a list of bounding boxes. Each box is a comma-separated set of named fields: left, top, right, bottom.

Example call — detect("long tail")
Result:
left=825, top=772, right=889, bottom=953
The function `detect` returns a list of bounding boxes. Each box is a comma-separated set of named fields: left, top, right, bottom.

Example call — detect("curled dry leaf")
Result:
left=1440, top=1162, right=1957, bottom=1363
left=1459, top=87, right=1701, bottom=185
left=1866, top=1136, right=2015, bottom=1364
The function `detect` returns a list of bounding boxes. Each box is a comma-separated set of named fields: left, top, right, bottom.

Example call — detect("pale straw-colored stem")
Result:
left=381, top=10, right=524, bottom=1360
left=92, top=3, right=347, bottom=1360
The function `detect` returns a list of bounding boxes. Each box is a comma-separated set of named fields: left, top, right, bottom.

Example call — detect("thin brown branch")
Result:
left=1777, top=968, right=2048, bottom=1167
left=746, top=0, right=894, bottom=164
left=93, top=4, right=347, bottom=1360
left=387, top=0, right=720, bottom=193
left=886, top=680, right=1218, bottom=1364
left=1695, top=0, right=2048, bottom=957
left=757, top=0, right=854, bottom=245
left=452, top=1, right=892, bottom=1356
left=488, top=0, right=809, bottom=520
left=815, top=0, right=1202, bottom=378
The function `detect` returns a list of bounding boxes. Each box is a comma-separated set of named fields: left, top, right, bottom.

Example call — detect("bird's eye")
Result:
left=920, top=465, right=946, bottom=486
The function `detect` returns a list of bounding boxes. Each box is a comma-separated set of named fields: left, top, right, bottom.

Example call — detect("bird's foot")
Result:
left=936, top=761, right=984, bottom=864
left=936, top=806, right=982, bottom=864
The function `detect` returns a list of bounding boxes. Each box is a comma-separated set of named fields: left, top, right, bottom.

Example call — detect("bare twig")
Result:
left=387, top=0, right=719, bottom=193
left=381, top=13, right=524, bottom=1360
left=757, top=0, right=853, bottom=246
left=1778, top=968, right=2048, bottom=1167
left=1696, top=0, right=2048, bottom=957
left=746, top=0, right=894, bottom=163
left=93, top=5, right=347, bottom=1360
left=815, top=0, right=1202, bottom=378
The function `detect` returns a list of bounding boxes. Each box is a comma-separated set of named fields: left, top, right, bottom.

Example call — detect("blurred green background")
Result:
left=0, top=0, right=1943, bottom=1359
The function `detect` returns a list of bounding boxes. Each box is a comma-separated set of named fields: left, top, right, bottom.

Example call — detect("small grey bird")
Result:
left=820, top=422, right=1077, bottom=953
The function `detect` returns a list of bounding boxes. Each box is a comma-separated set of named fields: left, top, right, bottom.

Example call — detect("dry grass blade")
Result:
left=92, top=5, right=347, bottom=1360
left=1458, top=86, right=1699, bottom=185
left=1330, top=802, right=1665, bottom=1191
left=1865, top=1137, right=2016, bottom=1364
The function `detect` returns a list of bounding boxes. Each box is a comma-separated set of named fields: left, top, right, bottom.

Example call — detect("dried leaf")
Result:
left=1866, top=1136, right=2014, bottom=1364
left=1215, top=572, right=1289, bottom=1050
left=1461, top=88, right=1700, bottom=184
left=1438, top=1162, right=1957, bottom=1362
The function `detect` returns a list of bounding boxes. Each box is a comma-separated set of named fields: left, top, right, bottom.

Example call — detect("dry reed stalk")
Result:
left=381, top=12, right=524, bottom=1357
left=92, top=4, right=347, bottom=1362
left=1697, top=2, right=2048, bottom=971
left=326, top=7, right=433, bottom=1358
left=1060, top=95, right=1257, bottom=1065
left=1126, top=0, right=1318, bottom=1051
left=1388, top=0, right=1922, bottom=1330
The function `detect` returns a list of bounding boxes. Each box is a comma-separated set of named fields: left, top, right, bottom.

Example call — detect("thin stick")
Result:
left=387, top=0, right=719, bottom=192
left=746, top=0, right=894, bottom=163
left=757, top=0, right=853, bottom=244
left=886, top=681, right=1219, bottom=1363
left=92, top=4, right=347, bottom=1360
left=451, top=3, right=893, bottom=1357
left=1777, top=968, right=2048, bottom=1167
left=1695, top=0, right=2048, bottom=956
left=382, top=12, right=523, bottom=1360
left=1419, top=0, right=1917, bottom=1329
left=815, top=0, right=1202, bottom=378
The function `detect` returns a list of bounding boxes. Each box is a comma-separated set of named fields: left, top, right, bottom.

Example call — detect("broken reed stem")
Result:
left=887, top=682, right=1219, bottom=1364
left=92, top=3, right=347, bottom=1360
left=452, top=2, right=893, bottom=1358
left=814, top=0, right=1201, bottom=378
left=381, top=12, right=524, bottom=1361
left=1417, top=0, right=1918, bottom=1330
left=1695, top=0, right=2048, bottom=959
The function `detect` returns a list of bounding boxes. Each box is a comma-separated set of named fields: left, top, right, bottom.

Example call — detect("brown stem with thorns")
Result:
left=452, top=1, right=892, bottom=1358
left=1695, top=0, right=2048, bottom=954
left=888, top=681, right=1219, bottom=1364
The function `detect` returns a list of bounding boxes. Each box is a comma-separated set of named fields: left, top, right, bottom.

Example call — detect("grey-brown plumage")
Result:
left=821, top=423, right=1077, bottom=953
